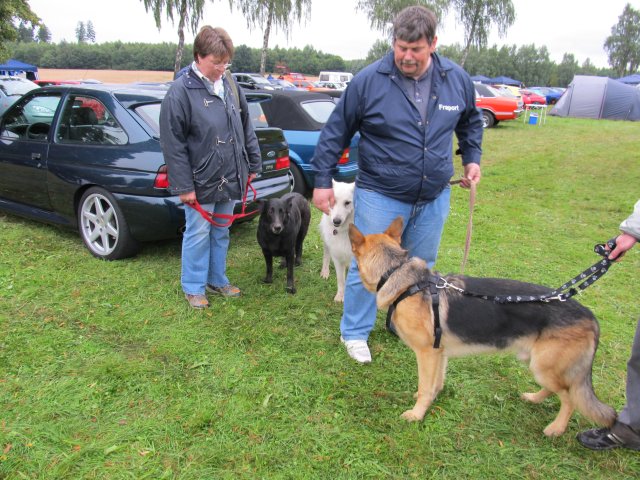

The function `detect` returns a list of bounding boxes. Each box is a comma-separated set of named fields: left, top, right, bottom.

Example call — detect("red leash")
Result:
left=187, top=179, right=258, bottom=227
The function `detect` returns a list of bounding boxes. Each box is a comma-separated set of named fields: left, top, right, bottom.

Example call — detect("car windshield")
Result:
left=276, top=80, right=295, bottom=88
left=300, top=100, right=336, bottom=123
left=250, top=75, right=272, bottom=86
left=0, top=77, right=38, bottom=96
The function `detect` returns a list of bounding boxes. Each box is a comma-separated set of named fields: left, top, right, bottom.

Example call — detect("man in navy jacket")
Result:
left=311, top=6, right=483, bottom=363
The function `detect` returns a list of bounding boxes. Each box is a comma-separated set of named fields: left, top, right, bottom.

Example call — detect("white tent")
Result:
left=550, top=75, right=640, bottom=121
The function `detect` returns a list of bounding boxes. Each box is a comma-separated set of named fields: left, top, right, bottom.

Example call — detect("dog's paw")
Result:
left=286, top=286, right=297, bottom=295
left=400, top=409, right=424, bottom=422
left=521, top=392, right=541, bottom=403
left=521, top=389, right=551, bottom=404
left=262, top=277, right=273, bottom=284
left=320, top=267, right=330, bottom=279
left=543, top=423, right=566, bottom=437
left=333, top=292, right=344, bottom=302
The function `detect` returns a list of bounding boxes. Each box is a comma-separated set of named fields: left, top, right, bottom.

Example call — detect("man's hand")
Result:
left=608, top=232, right=638, bottom=261
left=312, top=188, right=334, bottom=215
left=179, top=191, right=197, bottom=205
left=460, top=163, right=481, bottom=188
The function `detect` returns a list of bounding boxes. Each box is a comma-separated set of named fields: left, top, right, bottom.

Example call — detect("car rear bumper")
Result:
left=114, top=170, right=292, bottom=242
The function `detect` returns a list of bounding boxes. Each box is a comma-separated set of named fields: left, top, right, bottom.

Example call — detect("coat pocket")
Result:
left=193, top=149, right=224, bottom=187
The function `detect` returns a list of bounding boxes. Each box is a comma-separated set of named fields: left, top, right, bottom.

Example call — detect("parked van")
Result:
left=318, top=71, right=353, bottom=84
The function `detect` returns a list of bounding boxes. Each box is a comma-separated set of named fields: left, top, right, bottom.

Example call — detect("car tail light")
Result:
left=154, top=165, right=170, bottom=188
left=338, top=148, right=350, bottom=165
left=275, top=155, right=290, bottom=170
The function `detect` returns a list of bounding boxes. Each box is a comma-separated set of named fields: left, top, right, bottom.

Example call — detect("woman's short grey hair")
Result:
left=193, top=26, right=234, bottom=61
left=392, top=6, right=438, bottom=44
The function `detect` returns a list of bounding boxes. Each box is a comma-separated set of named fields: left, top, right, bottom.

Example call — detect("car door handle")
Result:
left=31, top=152, right=41, bottom=160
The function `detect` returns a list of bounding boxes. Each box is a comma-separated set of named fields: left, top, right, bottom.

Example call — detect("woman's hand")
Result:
left=180, top=191, right=197, bottom=205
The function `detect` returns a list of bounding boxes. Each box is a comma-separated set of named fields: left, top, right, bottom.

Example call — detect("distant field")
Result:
left=37, top=68, right=174, bottom=83
left=37, top=69, right=319, bottom=84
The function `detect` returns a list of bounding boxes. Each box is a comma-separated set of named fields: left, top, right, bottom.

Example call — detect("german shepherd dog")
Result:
left=348, top=217, right=616, bottom=437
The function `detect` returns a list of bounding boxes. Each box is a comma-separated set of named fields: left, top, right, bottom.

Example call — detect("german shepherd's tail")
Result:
left=571, top=369, right=616, bottom=427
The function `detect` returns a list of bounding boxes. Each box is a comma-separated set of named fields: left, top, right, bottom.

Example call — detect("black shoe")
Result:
left=577, top=424, right=640, bottom=451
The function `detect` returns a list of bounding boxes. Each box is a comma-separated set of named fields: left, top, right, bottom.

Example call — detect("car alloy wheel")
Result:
left=77, top=187, right=139, bottom=260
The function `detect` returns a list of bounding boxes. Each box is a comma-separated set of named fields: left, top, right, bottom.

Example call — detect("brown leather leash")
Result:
left=450, top=179, right=476, bottom=274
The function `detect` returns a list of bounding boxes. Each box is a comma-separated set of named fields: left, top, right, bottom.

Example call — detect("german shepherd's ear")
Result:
left=348, top=224, right=365, bottom=253
left=385, top=217, right=403, bottom=244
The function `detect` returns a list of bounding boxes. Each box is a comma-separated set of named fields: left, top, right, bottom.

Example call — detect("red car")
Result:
left=519, top=89, right=547, bottom=106
left=282, top=72, right=306, bottom=82
left=474, top=83, right=520, bottom=128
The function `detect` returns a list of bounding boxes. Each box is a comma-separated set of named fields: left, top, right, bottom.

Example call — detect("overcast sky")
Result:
left=28, top=0, right=638, bottom=69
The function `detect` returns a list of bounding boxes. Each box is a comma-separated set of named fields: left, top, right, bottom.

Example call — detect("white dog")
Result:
left=319, top=180, right=355, bottom=302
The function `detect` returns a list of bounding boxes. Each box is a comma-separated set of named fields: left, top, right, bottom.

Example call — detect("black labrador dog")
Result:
left=257, top=192, right=311, bottom=294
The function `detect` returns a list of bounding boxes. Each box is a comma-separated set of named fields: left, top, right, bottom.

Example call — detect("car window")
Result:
left=56, top=95, right=128, bottom=145
left=248, top=102, right=269, bottom=128
left=0, top=93, right=62, bottom=141
left=474, top=83, right=498, bottom=98
left=135, top=102, right=161, bottom=136
left=300, top=100, right=336, bottom=123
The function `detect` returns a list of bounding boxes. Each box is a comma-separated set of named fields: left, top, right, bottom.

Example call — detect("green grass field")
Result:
left=1, top=113, right=639, bottom=479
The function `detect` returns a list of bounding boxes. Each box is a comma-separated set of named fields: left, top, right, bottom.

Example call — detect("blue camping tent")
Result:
left=470, top=75, right=491, bottom=83
left=489, top=76, right=521, bottom=86
left=0, top=59, right=38, bottom=80
left=618, top=73, right=640, bottom=85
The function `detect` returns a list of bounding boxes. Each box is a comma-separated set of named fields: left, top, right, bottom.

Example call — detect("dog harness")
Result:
left=377, top=267, right=443, bottom=349
left=376, top=239, right=617, bottom=349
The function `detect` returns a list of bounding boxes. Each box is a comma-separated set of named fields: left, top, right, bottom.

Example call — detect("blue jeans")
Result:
left=181, top=201, right=235, bottom=295
left=619, top=317, right=640, bottom=430
left=340, top=187, right=451, bottom=341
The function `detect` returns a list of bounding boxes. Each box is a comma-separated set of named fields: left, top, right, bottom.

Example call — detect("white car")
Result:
left=0, top=76, right=39, bottom=116
left=316, top=81, right=347, bottom=90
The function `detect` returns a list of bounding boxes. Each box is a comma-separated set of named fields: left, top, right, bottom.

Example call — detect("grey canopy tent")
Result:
left=549, top=75, right=640, bottom=121
left=0, top=59, right=38, bottom=80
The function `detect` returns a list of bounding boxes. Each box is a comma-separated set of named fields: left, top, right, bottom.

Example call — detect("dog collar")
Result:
left=377, top=265, right=402, bottom=292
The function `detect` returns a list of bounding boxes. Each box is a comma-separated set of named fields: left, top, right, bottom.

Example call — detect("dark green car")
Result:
left=0, top=84, right=291, bottom=260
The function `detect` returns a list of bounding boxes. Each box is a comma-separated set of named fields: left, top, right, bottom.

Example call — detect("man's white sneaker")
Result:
left=340, top=336, right=372, bottom=364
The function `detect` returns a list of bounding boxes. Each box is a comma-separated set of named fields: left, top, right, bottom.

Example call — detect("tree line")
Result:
left=8, top=39, right=618, bottom=88
left=7, top=41, right=348, bottom=78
